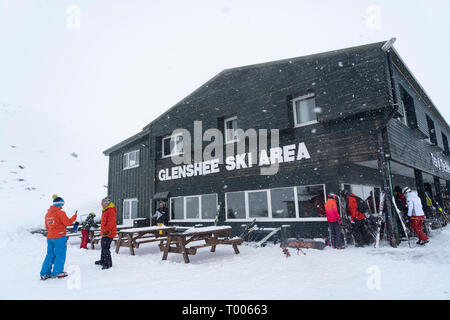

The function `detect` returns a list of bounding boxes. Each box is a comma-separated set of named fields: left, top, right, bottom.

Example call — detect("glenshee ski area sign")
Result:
left=158, top=142, right=311, bottom=181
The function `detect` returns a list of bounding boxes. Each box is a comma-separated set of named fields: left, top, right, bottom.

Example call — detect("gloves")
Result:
left=102, top=231, right=110, bottom=237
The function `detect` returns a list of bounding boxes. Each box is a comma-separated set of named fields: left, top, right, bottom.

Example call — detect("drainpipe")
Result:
left=149, top=127, right=156, bottom=226
left=378, top=38, right=400, bottom=247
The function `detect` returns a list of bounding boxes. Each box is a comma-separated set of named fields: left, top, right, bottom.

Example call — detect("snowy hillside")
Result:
left=0, top=102, right=108, bottom=232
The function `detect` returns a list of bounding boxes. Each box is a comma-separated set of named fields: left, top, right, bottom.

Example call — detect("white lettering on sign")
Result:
left=430, top=153, right=450, bottom=174
left=158, top=143, right=311, bottom=181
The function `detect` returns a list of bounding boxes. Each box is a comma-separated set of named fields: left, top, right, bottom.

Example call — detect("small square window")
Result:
left=123, top=150, right=140, bottom=169
left=293, top=94, right=317, bottom=127
left=162, top=134, right=184, bottom=158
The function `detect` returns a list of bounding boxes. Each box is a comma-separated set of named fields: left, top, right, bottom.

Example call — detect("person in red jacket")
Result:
left=95, top=197, right=117, bottom=269
left=324, top=193, right=345, bottom=249
left=40, top=196, right=77, bottom=280
left=343, top=191, right=371, bottom=247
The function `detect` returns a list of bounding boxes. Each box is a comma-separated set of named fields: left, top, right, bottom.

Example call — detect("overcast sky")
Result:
left=1, top=0, right=449, bottom=152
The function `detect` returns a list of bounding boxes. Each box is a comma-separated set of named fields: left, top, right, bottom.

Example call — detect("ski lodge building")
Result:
left=103, top=40, right=450, bottom=238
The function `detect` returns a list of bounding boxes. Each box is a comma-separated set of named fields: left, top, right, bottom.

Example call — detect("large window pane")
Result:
left=186, top=196, right=200, bottom=219
left=123, top=201, right=130, bottom=220
left=201, top=194, right=217, bottom=219
left=297, top=185, right=325, bottom=217
left=131, top=200, right=138, bottom=219
left=226, top=192, right=245, bottom=219
left=171, top=197, right=184, bottom=220
left=248, top=191, right=269, bottom=218
left=271, top=187, right=296, bottom=218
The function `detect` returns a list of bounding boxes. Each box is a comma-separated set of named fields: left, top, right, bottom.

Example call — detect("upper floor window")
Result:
left=399, top=86, right=417, bottom=129
left=293, top=93, right=317, bottom=127
left=123, top=150, right=140, bottom=169
left=162, top=133, right=183, bottom=158
left=426, top=115, right=437, bottom=145
left=442, top=132, right=449, bottom=155
left=224, top=116, right=239, bottom=143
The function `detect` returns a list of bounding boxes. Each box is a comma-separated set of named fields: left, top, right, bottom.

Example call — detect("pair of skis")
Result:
left=374, top=190, right=411, bottom=248
left=336, top=195, right=353, bottom=247
left=374, top=191, right=385, bottom=248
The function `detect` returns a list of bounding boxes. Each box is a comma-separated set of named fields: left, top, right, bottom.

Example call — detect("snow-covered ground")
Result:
left=1, top=226, right=449, bottom=300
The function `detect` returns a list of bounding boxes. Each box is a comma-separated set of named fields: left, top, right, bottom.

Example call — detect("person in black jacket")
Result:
left=153, top=201, right=169, bottom=226
left=80, top=212, right=98, bottom=249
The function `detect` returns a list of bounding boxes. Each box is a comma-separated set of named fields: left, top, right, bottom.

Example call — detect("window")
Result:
left=201, top=194, right=217, bottom=219
left=226, top=192, right=246, bottom=219
left=170, top=197, right=184, bottom=220
left=185, top=196, right=200, bottom=219
left=293, top=94, right=317, bottom=127
left=271, top=187, right=296, bottom=218
left=248, top=191, right=269, bottom=218
left=169, top=194, right=217, bottom=220
left=399, top=86, right=417, bottom=129
left=162, top=134, right=183, bottom=158
left=225, top=184, right=327, bottom=220
left=297, top=185, right=326, bottom=217
left=123, top=150, right=140, bottom=169
left=224, top=116, right=239, bottom=143
left=426, top=115, right=437, bottom=145
left=342, top=184, right=381, bottom=214
left=123, top=198, right=138, bottom=221
left=442, top=133, right=449, bottom=155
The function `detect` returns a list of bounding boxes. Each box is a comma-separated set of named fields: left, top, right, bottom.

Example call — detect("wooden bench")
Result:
left=161, top=226, right=243, bottom=263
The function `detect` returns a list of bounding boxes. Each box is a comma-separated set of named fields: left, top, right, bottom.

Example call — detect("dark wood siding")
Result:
left=107, top=136, right=151, bottom=225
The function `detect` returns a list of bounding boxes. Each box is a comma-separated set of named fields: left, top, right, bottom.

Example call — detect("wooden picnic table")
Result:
left=87, top=225, right=134, bottom=249
left=161, top=226, right=243, bottom=263
left=115, top=225, right=176, bottom=255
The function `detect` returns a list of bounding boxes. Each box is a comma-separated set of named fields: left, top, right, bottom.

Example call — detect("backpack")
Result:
left=354, top=195, right=369, bottom=213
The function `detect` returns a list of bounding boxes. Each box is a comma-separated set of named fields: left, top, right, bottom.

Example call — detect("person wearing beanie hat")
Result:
left=52, top=196, right=65, bottom=207
left=80, top=212, right=98, bottom=249
left=94, top=197, right=117, bottom=269
left=40, top=196, right=77, bottom=280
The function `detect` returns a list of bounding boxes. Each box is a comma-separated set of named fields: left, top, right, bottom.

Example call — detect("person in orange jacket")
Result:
left=324, top=193, right=345, bottom=249
left=94, top=197, right=117, bottom=269
left=343, top=191, right=371, bottom=247
left=40, top=195, right=77, bottom=280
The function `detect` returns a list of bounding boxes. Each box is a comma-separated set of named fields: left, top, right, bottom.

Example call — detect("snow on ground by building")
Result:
left=1, top=225, right=449, bottom=300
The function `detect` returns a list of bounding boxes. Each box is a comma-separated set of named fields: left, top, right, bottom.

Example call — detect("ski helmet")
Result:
left=402, top=187, right=411, bottom=194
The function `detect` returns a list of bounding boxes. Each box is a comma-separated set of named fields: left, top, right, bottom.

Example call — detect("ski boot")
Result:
left=55, top=272, right=68, bottom=279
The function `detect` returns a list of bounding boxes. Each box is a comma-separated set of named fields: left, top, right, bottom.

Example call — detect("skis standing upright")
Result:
left=337, top=194, right=353, bottom=246
left=214, top=202, right=222, bottom=226
left=374, top=191, right=385, bottom=248
left=392, top=200, right=411, bottom=247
